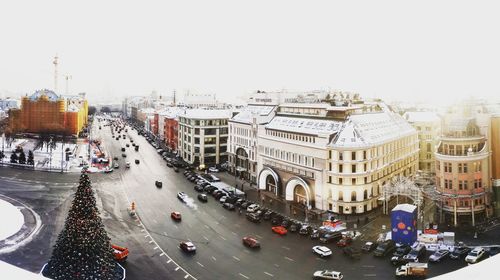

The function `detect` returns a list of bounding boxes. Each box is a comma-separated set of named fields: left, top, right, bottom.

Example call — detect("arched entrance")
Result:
left=258, top=167, right=281, bottom=196
left=285, top=177, right=312, bottom=208
left=235, top=147, right=249, bottom=181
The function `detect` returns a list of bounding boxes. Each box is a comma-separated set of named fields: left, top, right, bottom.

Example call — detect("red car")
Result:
left=171, top=211, right=182, bottom=221
left=336, top=237, right=352, bottom=247
left=242, top=236, right=261, bottom=248
left=272, top=226, right=287, bottom=235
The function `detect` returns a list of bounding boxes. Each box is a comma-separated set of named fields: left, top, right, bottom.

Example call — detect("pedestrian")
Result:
left=293, top=210, right=297, bottom=216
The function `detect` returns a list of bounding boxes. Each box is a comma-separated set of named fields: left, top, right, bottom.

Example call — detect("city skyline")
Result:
left=1, top=0, right=500, bottom=105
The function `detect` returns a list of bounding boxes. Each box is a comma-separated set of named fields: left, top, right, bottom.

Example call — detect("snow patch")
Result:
left=0, top=199, right=24, bottom=241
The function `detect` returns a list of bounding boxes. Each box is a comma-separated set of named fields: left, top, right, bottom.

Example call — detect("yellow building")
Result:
left=9, top=89, right=88, bottom=136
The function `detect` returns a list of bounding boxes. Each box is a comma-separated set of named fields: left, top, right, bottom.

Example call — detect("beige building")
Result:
left=403, top=112, right=440, bottom=174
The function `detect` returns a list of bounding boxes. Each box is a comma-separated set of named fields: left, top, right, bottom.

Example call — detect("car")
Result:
left=197, top=194, right=208, bottom=202
left=155, top=181, right=162, bottom=188
left=403, top=244, right=427, bottom=263
left=246, top=204, right=260, bottom=213
left=429, top=249, right=450, bottom=262
left=299, top=225, right=312, bottom=235
left=319, top=232, right=342, bottom=244
left=177, top=192, right=188, bottom=202
left=289, top=222, right=299, bottom=233
left=450, top=245, right=471, bottom=259
left=222, top=203, right=235, bottom=211
left=240, top=201, right=250, bottom=209
left=310, top=228, right=320, bottom=239
left=312, top=245, right=332, bottom=257
left=104, top=167, right=113, bottom=173
left=113, top=162, right=119, bottom=169
left=246, top=212, right=261, bottom=223
left=225, top=196, right=239, bottom=204
left=393, top=244, right=412, bottom=257
left=121, top=147, right=126, bottom=152
left=281, top=219, right=292, bottom=229
left=361, top=241, right=377, bottom=252
left=219, top=196, right=228, bottom=203
left=242, top=236, right=260, bottom=248
left=194, top=185, right=204, bottom=192
left=272, top=226, right=287, bottom=235
left=179, top=241, right=196, bottom=253
left=126, top=144, right=130, bottom=147
left=171, top=211, right=181, bottom=221
left=234, top=198, right=245, bottom=207
left=113, top=156, right=119, bottom=161
left=336, top=237, right=353, bottom=247
left=173, top=167, right=179, bottom=172
left=122, top=153, right=127, bottom=157
left=126, top=162, right=131, bottom=168
left=313, top=270, right=344, bottom=280
left=263, top=210, right=274, bottom=220
left=343, top=246, right=362, bottom=259
left=271, top=215, right=284, bottom=226
left=374, top=240, right=396, bottom=257
left=135, top=159, right=140, bottom=164
left=208, top=167, right=219, bottom=173
left=465, top=247, right=485, bottom=264
left=204, top=185, right=217, bottom=194
left=167, top=162, right=173, bottom=168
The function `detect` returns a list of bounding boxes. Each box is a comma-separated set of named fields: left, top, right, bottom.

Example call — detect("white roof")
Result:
left=331, top=111, right=416, bottom=148
left=403, top=111, right=440, bottom=123
left=392, top=203, right=417, bottom=213
left=266, top=116, right=342, bottom=136
left=180, top=109, right=232, bottom=120
left=231, top=105, right=276, bottom=124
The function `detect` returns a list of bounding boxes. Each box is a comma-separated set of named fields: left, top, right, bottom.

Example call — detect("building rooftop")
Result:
left=403, top=111, right=440, bottom=123
left=180, top=109, right=232, bottom=120
left=28, top=89, right=60, bottom=102
left=265, top=116, right=342, bottom=136
left=231, top=105, right=277, bottom=124
left=392, top=203, right=417, bottom=213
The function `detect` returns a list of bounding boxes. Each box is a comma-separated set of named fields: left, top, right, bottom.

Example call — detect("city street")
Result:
left=0, top=120, right=469, bottom=279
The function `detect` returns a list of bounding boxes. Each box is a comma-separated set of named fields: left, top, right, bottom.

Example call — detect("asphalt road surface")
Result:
left=0, top=120, right=468, bottom=280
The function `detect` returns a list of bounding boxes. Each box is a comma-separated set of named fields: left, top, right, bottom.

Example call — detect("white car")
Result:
left=208, top=167, right=219, bottom=173
left=177, top=192, right=188, bottom=202
left=219, top=196, right=228, bottom=203
left=247, top=204, right=260, bottom=213
left=313, top=270, right=343, bottom=280
left=465, top=247, right=485, bottom=264
left=312, top=245, right=332, bottom=257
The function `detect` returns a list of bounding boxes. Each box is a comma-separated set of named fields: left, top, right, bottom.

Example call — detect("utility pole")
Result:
left=53, top=55, right=59, bottom=92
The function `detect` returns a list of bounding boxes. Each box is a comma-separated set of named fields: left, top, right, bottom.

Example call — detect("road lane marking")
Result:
left=362, top=265, right=375, bottom=268
left=174, top=224, right=179, bottom=229
left=239, top=273, right=250, bottom=279
left=274, top=264, right=279, bottom=268
left=216, top=222, right=220, bottom=225
left=264, top=272, right=274, bottom=277
left=364, top=274, right=377, bottom=277
left=141, top=229, right=145, bottom=232
left=167, top=259, right=172, bottom=264
left=184, top=275, right=189, bottom=279
left=256, top=234, right=262, bottom=239
left=144, top=235, right=149, bottom=238
left=203, top=236, right=209, bottom=241
left=284, top=256, right=294, bottom=261
left=220, top=235, right=227, bottom=240
left=281, top=246, right=291, bottom=250
left=233, top=256, right=240, bottom=261
left=315, top=257, right=327, bottom=262
left=152, top=219, right=158, bottom=224
left=153, top=246, right=159, bottom=250
left=160, top=252, right=165, bottom=256
left=175, top=267, right=180, bottom=271
left=204, top=224, right=210, bottom=229
left=232, top=231, right=237, bottom=236
left=197, top=262, right=204, bottom=268
left=211, top=256, right=217, bottom=261
left=164, top=232, right=168, bottom=236
left=149, top=240, right=154, bottom=244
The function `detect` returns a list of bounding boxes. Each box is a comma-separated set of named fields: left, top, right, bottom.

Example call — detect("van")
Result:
left=246, top=204, right=260, bottom=213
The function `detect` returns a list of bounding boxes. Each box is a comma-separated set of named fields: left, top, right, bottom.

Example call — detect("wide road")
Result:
left=94, top=119, right=468, bottom=280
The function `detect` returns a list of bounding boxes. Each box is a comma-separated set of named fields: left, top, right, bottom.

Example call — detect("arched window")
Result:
left=338, top=191, right=343, bottom=201
left=351, top=191, right=357, bottom=202
left=364, top=189, right=368, bottom=200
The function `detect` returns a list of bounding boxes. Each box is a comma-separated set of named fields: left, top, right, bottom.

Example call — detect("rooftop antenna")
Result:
left=53, top=54, right=59, bottom=92
left=64, top=74, right=72, bottom=94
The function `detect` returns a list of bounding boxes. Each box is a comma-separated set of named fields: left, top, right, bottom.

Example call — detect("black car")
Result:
left=241, top=201, right=251, bottom=209
left=374, top=240, right=396, bottom=257
left=246, top=212, right=261, bottom=223
left=155, top=181, right=162, bottom=188
left=289, top=222, right=300, bottom=233
left=234, top=199, right=245, bottom=207
left=299, top=225, right=312, bottom=235
left=310, top=229, right=320, bottom=239
left=263, top=210, right=274, bottom=221
left=167, top=162, right=173, bottom=168
left=205, top=186, right=217, bottom=194
left=393, top=244, right=412, bottom=257
left=450, top=246, right=471, bottom=259
left=281, top=219, right=292, bottom=229
left=194, top=185, right=204, bottom=192
left=135, top=159, right=140, bottom=164
left=319, top=232, right=342, bottom=244
left=222, top=203, right=235, bottom=211
left=271, top=215, right=284, bottom=226
left=225, top=196, right=239, bottom=204
left=343, top=246, right=362, bottom=259
left=361, top=241, right=378, bottom=253
left=197, top=194, right=208, bottom=202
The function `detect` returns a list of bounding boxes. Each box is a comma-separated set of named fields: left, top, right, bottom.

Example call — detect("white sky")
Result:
left=1, top=0, right=499, bottom=105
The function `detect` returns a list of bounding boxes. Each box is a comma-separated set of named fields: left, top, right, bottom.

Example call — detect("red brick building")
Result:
left=164, top=118, right=178, bottom=152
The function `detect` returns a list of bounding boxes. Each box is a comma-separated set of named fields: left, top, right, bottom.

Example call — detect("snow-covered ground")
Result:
left=0, top=261, right=48, bottom=280
left=0, top=199, right=24, bottom=241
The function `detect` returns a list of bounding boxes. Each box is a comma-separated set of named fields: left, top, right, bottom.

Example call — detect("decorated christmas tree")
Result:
left=43, top=169, right=122, bottom=280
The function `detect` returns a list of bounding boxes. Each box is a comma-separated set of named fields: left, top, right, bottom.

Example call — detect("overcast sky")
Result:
left=1, top=0, right=499, bottom=105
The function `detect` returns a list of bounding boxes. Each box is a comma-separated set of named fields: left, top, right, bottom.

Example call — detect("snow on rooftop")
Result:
left=403, top=111, right=440, bottom=123
left=180, top=109, right=232, bottom=120
left=231, top=105, right=276, bottom=124
left=331, top=111, right=416, bottom=148
left=266, top=116, right=342, bottom=136
left=392, top=203, right=417, bottom=213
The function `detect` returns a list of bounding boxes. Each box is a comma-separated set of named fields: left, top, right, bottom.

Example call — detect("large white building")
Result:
left=178, top=109, right=232, bottom=167
left=256, top=95, right=419, bottom=215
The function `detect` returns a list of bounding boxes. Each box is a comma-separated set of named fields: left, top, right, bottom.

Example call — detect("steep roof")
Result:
left=231, top=105, right=277, bottom=124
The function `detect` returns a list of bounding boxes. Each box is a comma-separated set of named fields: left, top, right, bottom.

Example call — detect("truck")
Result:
left=112, top=244, right=129, bottom=262
left=395, top=262, right=428, bottom=277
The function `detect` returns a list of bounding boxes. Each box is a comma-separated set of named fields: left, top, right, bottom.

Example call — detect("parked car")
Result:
left=272, top=226, right=287, bottom=235
left=247, top=204, right=260, bottom=213
left=465, top=247, right=486, bottom=264
left=336, top=237, right=353, bottom=247
left=313, top=270, right=343, bottom=280
left=310, top=228, right=320, bottom=239
left=271, top=215, right=284, bottom=226
left=263, top=210, right=274, bottom=221
left=208, top=167, right=219, bottom=173
left=197, top=194, right=208, bottom=202
left=135, top=159, right=140, bottom=164
left=241, top=201, right=251, bottom=209
left=429, top=249, right=450, bottom=262
left=155, top=181, right=162, bottom=188
left=246, top=212, right=261, bottom=223
left=235, top=198, right=245, bottom=207
left=170, top=211, right=181, bottom=221
left=281, top=219, right=292, bottom=229
left=194, top=185, right=204, bottom=192
left=319, top=232, right=342, bottom=244
left=403, top=244, right=427, bottom=263
left=177, top=192, right=188, bottom=202
left=374, top=240, right=396, bottom=257
left=222, top=203, right=235, bottom=211
left=450, top=245, right=471, bottom=260
left=122, top=153, right=127, bottom=157
left=343, top=246, right=362, bottom=259
left=299, top=225, right=312, bottom=235
left=312, top=245, right=332, bottom=257
left=179, top=241, right=196, bottom=253
left=289, top=222, right=300, bottom=233
left=361, top=241, right=377, bottom=252
left=126, top=162, right=131, bottom=168
left=242, top=236, right=260, bottom=248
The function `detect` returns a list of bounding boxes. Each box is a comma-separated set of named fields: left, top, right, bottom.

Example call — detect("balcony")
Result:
left=442, top=204, right=486, bottom=213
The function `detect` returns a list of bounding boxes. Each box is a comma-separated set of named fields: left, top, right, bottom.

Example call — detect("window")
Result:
left=474, top=179, right=482, bottom=189
left=339, top=178, right=343, bottom=185
left=459, top=180, right=468, bottom=190
left=352, top=178, right=356, bottom=185
left=339, top=164, right=343, bottom=173
left=339, top=152, right=343, bottom=161
left=351, top=164, right=356, bottom=173
left=463, top=163, right=468, bottom=173
left=352, top=152, right=356, bottom=161
left=363, top=150, right=367, bottom=160
left=426, top=143, right=431, bottom=152
left=328, top=176, right=332, bottom=183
